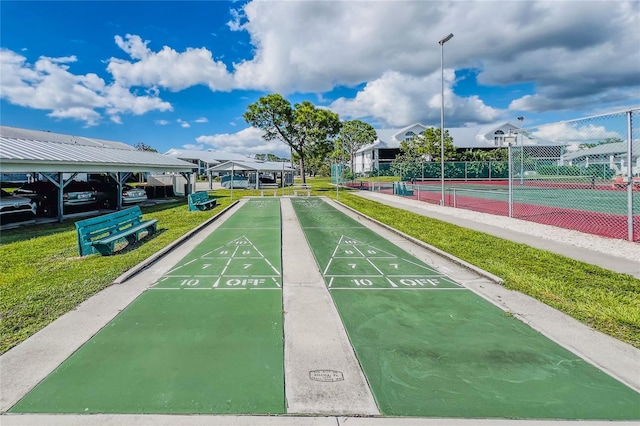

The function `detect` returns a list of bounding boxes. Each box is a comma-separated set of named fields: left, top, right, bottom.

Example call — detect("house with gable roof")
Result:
left=354, top=122, right=563, bottom=174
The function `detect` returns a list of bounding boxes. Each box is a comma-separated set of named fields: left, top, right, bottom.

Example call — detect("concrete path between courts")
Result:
left=281, top=198, right=379, bottom=415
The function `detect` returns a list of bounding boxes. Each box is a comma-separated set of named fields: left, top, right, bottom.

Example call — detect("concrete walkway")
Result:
left=351, top=190, right=640, bottom=278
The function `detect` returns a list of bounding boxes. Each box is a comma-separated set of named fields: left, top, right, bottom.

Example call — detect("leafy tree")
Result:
left=243, top=94, right=341, bottom=183
left=135, top=142, right=158, bottom=152
left=457, top=148, right=508, bottom=162
left=336, top=120, right=377, bottom=176
left=255, top=153, right=288, bottom=162
left=297, top=134, right=335, bottom=177
left=391, top=128, right=457, bottom=180
left=417, top=128, right=456, bottom=161
left=393, top=128, right=455, bottom=165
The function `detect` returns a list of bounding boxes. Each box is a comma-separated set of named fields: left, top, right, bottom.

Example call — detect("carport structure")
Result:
left=207, top=159, right=294, bottom=195
left=0, top=126, right=196, bottom=222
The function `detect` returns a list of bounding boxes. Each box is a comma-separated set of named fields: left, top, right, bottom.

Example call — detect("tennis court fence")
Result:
left=342, top=108, right=639, bottom=242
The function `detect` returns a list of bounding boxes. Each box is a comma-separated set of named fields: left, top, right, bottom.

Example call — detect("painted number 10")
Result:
left=352, top=278, right=373, bottom=286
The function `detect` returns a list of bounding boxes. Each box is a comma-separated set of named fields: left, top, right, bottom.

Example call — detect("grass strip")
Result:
left=321, top=184, right=639, bottom=348
left=0, top=194, right=232, bottom=353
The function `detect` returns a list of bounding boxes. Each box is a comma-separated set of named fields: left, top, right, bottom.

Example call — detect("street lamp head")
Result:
left=517, top=116, right=524, bottom=122
left=439, top=33, right=454, bottom=45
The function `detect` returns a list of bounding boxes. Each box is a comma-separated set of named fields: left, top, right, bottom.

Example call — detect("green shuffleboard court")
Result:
left=291, top=198, right=640, bottom=420
left=11, top=198, right=285, bottom=415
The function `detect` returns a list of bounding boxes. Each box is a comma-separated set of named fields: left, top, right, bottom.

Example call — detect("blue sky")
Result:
left=1, top=0, right=639, bottom=158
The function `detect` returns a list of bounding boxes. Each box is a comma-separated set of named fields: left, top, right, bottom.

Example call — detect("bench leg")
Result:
left=93, top=242, right=115, bottom=256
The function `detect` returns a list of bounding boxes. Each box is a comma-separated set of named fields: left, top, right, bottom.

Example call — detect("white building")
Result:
left=354, top=122, right=561, bottom=174
left=562, top=140, right=640, bottom=175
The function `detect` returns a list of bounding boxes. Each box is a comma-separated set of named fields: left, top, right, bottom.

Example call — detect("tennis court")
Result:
left=360, top=177, right=640, bottom=240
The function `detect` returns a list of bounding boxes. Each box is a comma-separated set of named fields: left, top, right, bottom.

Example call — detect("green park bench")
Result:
left=188, top=191, right=217, bottom=211
left=393, top=182, right=414, bottom=196
left=259, top=183, right=279, bottom=196
left=75, top=206, right=158, bottom=256
left=293, top=183, right=312, bottom=196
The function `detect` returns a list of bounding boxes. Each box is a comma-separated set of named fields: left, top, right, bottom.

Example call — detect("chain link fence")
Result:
left=345, top=108, right=639, bottom=241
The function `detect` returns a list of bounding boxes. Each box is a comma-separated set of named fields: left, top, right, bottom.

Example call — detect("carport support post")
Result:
left=179, top=172, right=193, bottom=195
left=116, top=172, right=123, bottom=210
left=40, top=172, right=68, bottom=222
left=55, top=173, right=64, bottom=222
left=230, top=164, right=234, bottom=200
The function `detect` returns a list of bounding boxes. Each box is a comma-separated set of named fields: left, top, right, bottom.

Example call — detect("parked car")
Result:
left=14, top=180, right=97, bottom=217
left=0, top=189, right=37, bottom=223
left=93, top=181, right=148, bottom=209
left=259, top=175, right=277, bottom=185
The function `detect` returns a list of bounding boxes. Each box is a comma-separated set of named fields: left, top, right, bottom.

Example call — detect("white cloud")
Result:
left=177, top=119, right=190, bottom=128
left=156, top=119, right=170, bottom=125
left=194, top=117, right=208, bottom=123
left=0, top=48, right=171, bottom=126
left=231, top=1, right=433, bottom=93
left=48, top=107, right=102, bottom=127
left=230, top=0, right=639, bottom=117
left=330, top=70, right=501, bottom=127
left=533, top=122, right=623, bottom=144
left=183, top=144, right=206, bottom=150
left=3, top=1, right=638, bottom=131
left=195, top=126, right=288, bottom=156
left=107, top=34, right=234, bottom=92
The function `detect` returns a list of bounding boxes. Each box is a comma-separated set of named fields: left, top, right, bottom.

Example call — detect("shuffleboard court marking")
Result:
left=8, top=197, right=287, bottom=416
left=291, top=197, right=640, bottom=419
left=323, top=234, right=463, bottom=290
left=152, top=234, right=281, bottom=290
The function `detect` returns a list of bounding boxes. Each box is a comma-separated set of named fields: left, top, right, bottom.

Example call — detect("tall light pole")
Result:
left=439, top=33, right=453, bottom=205
left=517, top=116, right=524, bottom=184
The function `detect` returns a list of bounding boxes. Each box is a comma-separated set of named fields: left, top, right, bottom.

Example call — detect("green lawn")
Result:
left=1, top=182, right=639, bottom=353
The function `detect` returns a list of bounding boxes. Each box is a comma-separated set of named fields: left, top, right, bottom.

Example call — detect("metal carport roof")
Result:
left=1, top=126, right=198, bottom=222
left=206, top=160, right=293, bottom=173
left=0, top=126, right=196, bottom=173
